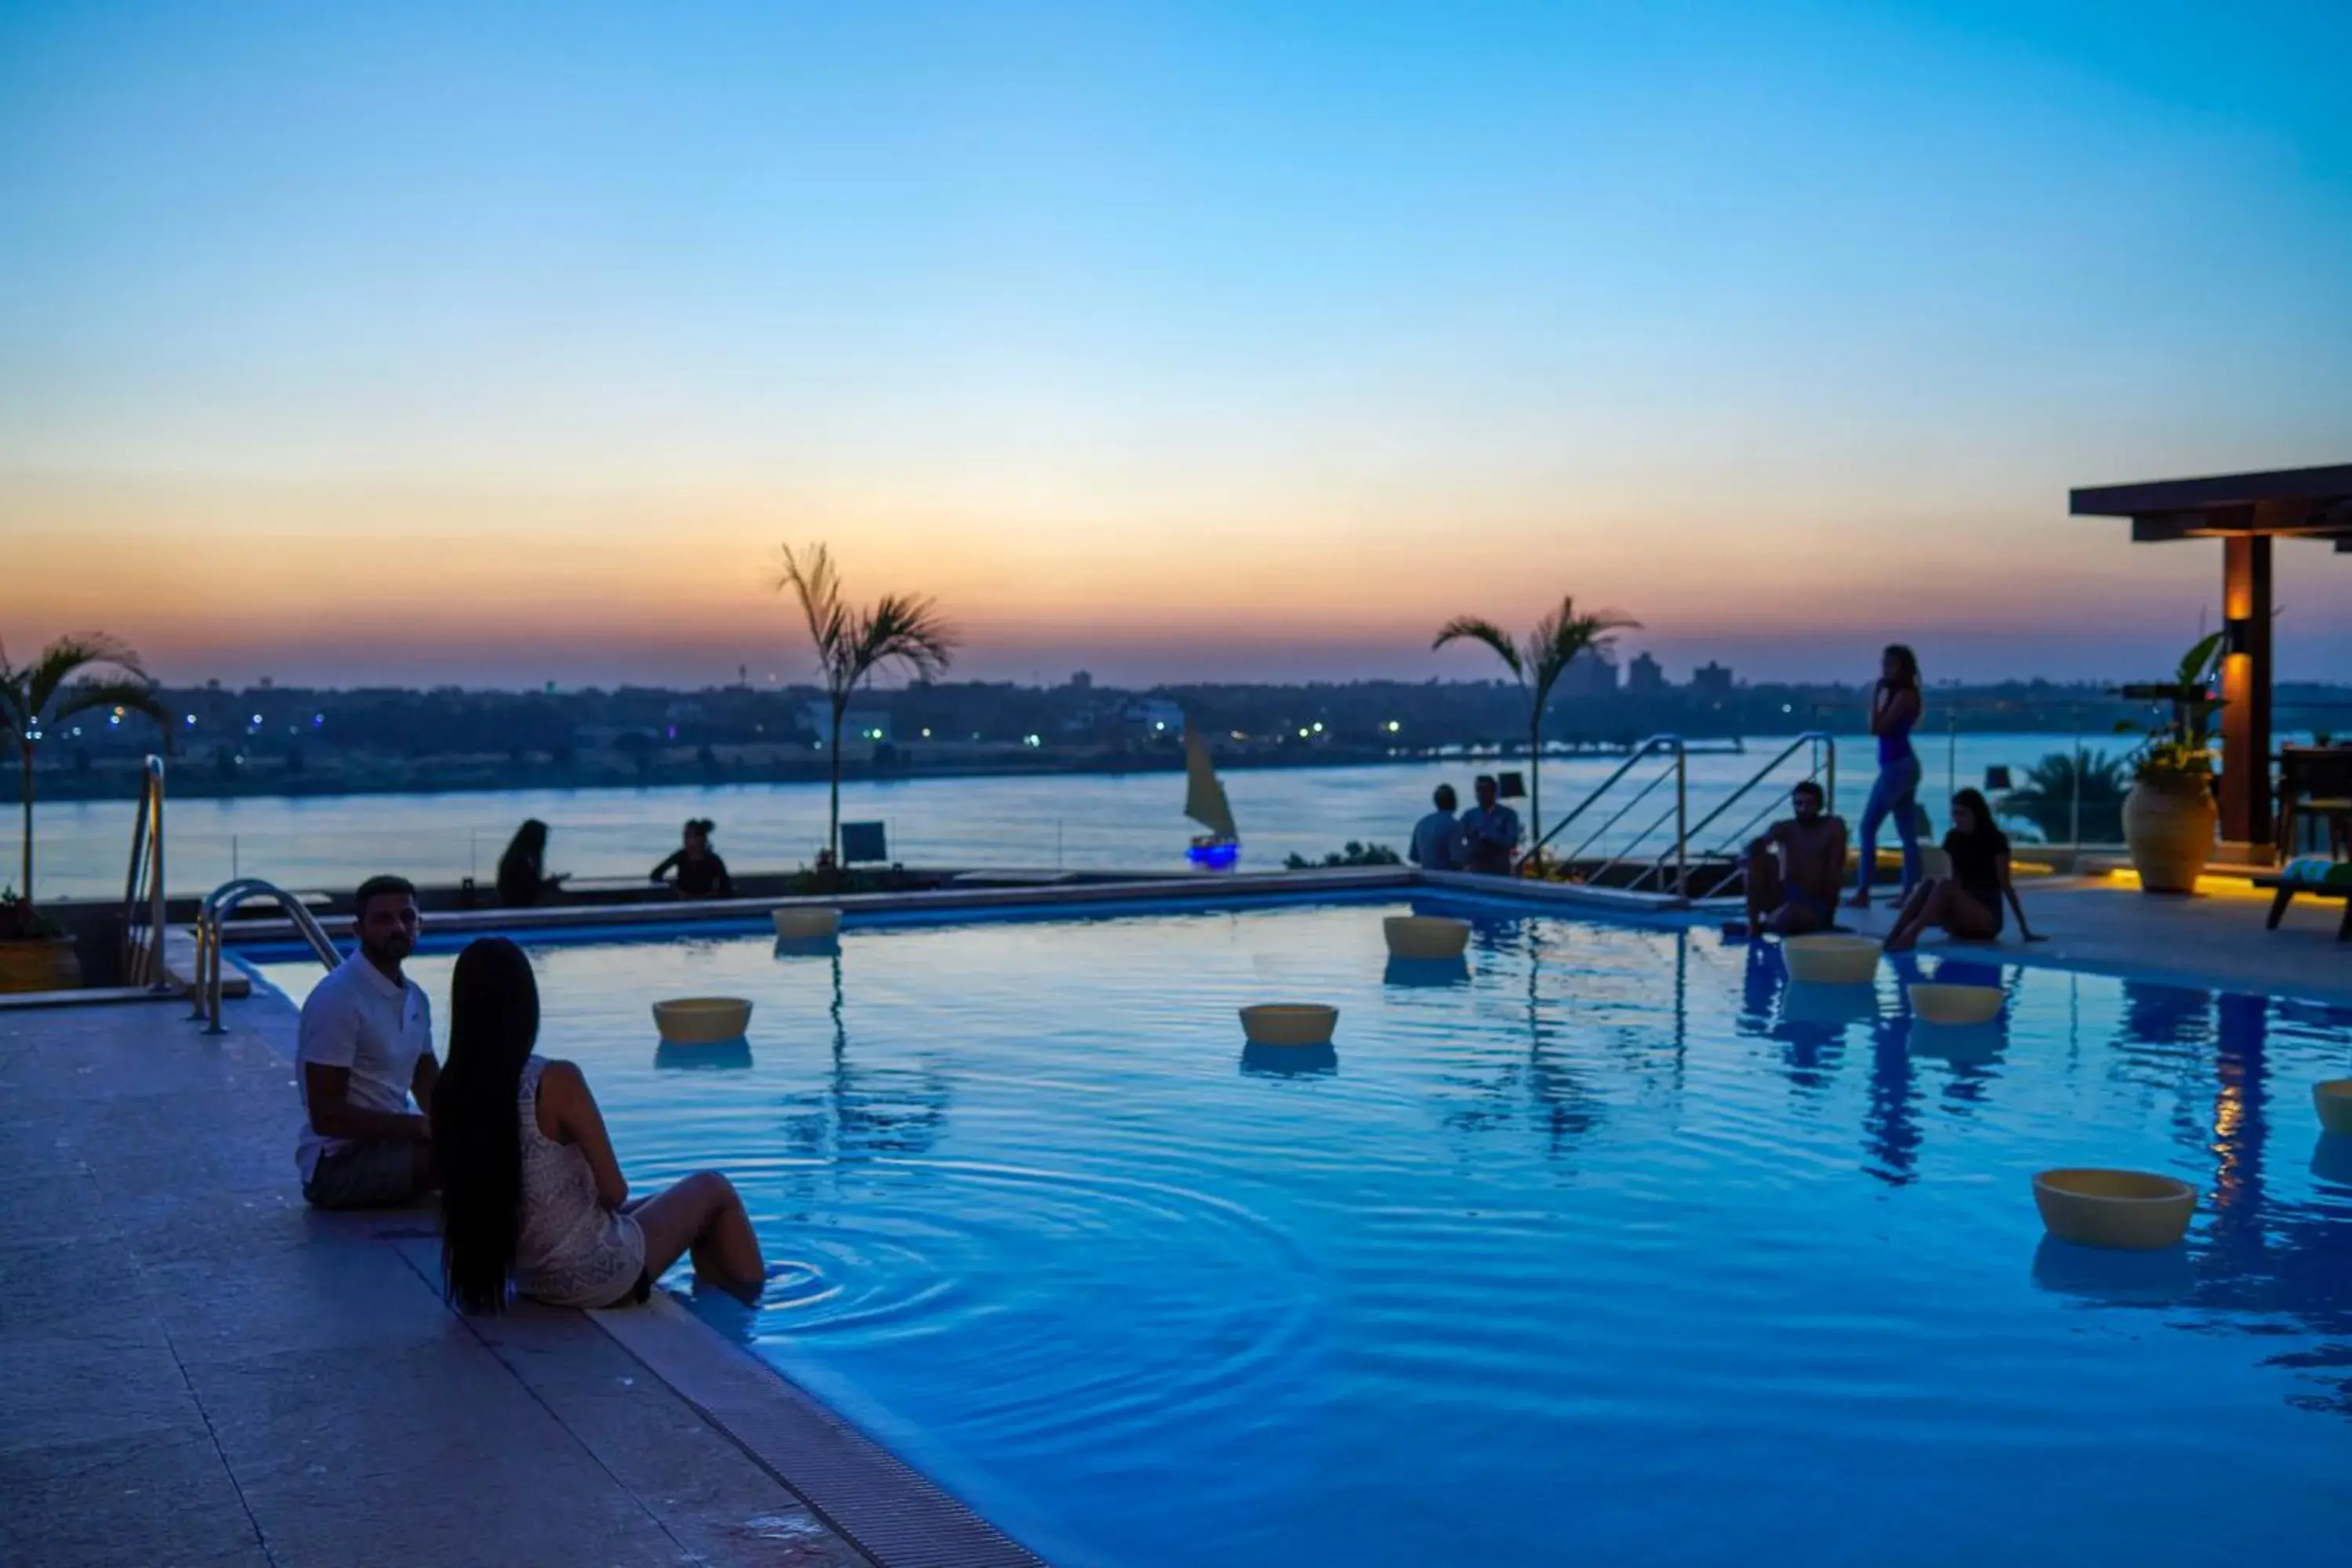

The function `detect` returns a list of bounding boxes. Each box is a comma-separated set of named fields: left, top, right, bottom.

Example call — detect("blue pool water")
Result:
left=261, top=898, right=2352, bottom=1566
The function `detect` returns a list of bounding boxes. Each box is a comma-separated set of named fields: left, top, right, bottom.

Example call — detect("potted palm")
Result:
left=2, top=634, right=168, bottom=990
left=2114, top=632, right=2223, bottom=893
left=0, top=884, right=78, bottom=992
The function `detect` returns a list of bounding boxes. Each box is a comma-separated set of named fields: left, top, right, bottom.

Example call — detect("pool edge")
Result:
left=588, top=1290, right=1050, bottom=1568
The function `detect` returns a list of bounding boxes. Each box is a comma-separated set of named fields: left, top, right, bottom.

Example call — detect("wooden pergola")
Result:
left=2071, top=463, right=2352, bottom=855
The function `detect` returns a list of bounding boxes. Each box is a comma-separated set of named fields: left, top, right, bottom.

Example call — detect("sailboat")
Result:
left=1183, top=726, right=1240, bottom=868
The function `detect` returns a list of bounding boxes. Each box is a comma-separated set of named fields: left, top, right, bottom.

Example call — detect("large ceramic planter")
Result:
left=2121, top=775, right=2216, bottom=893
left=0, top=935, right=82, bottom=994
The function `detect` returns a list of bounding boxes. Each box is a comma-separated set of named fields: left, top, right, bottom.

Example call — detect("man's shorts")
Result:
left=303, top=1141, right=423, bottom=1210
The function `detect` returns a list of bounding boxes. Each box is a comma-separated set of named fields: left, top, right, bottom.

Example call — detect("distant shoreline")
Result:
left=12, top=728, right=2129, bottom=808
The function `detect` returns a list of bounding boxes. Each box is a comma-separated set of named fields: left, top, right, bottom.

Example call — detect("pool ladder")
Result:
left=190, top=877, right=344, bottom=1033
left=1519, top=731, right=1838, bottom=899
left=120, top=755, right=169, bottom=990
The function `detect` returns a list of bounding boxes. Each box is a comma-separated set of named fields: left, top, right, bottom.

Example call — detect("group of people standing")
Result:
left=1407, top=775, right=1523, bottom=875
left=1744, top=643, right=2040, bottom=950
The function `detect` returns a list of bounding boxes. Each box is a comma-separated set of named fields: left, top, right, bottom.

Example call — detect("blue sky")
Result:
left=2, top=1, right=2348, bottom=688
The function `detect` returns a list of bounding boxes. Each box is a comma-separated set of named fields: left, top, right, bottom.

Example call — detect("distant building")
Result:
left=1555, top=650, right=1618, bottom=699
left=1690, top=662, right=1735, bottom=699
left=1626, top=652, right=1665, bottom=697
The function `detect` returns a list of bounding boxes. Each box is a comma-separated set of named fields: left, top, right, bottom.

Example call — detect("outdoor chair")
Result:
left=2256, top=856, right=2352, bottom=942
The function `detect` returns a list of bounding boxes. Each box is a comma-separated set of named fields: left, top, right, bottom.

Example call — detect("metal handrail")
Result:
left=1641, top=731, right=1837, bottom=902
left=1514, top=731, right=1835, bottom=900
left=192, top=877, right=342, bottom=1033
left=1519, top=735, right=1685, bottom=866
left=120, top=756, right=169, bottom=990
left=1681, top=731, right=1838, bottom=858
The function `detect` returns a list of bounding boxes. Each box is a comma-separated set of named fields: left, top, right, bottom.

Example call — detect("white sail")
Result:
left=1183, top=728, right=1238, bottom=840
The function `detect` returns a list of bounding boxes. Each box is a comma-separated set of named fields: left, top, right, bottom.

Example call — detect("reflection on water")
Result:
left=256, top=899, right=2352, bottom=1566
left=654, top=1037, right=753, bottom=1071
left=1240, top=1042, right=1338, bottom=1077
left=1381, top=955, right=1470, bottom=988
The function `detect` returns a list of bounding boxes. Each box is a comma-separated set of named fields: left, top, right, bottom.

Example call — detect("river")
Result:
left=13, top=732, right=2122, bottom=900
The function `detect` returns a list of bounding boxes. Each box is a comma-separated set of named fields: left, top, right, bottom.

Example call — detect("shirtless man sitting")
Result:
left=1740, top=781, right=1848, bottom=936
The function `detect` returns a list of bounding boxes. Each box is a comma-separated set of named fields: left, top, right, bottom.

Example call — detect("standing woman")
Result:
left=433, top=936, right=768, bottom=1312
left=1849, top=644, right=1924, bottom=909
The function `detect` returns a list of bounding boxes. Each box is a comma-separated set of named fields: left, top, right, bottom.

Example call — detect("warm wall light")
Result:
left=2223, top=617, right=2254, bottom=655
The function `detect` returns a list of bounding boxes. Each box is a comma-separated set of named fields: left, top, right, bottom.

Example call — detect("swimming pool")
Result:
left=260, top=897, right=2352, bottom=1565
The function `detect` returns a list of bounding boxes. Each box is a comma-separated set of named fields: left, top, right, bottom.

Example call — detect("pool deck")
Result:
left=2, top=866, right=2345, bottom=1566
left=0, top=993, right=1039, bottom=1568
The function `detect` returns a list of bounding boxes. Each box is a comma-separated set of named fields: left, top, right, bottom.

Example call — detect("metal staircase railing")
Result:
left=191, top=877, right=342, bottom=1033
left=1518, top=735, right=1688, bottom=889
left=121, top=755, right=169, bottom=990
left=1673, top=732, right=1838, bottom=902
left=1516, top=732, right=1836, bottom=900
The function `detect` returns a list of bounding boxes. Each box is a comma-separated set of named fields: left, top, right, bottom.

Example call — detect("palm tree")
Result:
left=775, top=544, right=958, bottom=869
left=0, top=634, right=169, bottom=898
left=1433, top=596, right=1638, bottom=856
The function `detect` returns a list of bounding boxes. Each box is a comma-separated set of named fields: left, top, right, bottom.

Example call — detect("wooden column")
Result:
left=2219, top=534, right=2273, bottom=852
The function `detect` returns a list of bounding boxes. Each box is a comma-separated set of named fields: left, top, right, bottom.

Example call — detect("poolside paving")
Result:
left=0, top=999, right=874, bottom=1568
left=1831, top=873, right=2352, bottom=1005
left=3, top=866, right=2345, bottom=1566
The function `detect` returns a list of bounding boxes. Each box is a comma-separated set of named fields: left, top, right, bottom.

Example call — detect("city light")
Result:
left=250, top=713, right=263, bottom=725
left=1023, top=733, right=1042, bottom=747
left=1386, top=720, right=1401, bottom=732
left=1296, top=727, right=1309, bottom=739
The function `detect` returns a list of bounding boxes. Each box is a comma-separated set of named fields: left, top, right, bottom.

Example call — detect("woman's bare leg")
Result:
left=632, top=1171, right=766, bottom=1301
left=1885, top=880, right=1946, bottom=952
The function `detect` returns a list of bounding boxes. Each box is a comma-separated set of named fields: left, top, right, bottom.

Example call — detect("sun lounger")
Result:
left=2256, top=858, right=2352, bottom=942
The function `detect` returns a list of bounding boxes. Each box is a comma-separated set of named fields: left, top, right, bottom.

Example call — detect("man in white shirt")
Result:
left=296, top=874, right=439, bottom=1208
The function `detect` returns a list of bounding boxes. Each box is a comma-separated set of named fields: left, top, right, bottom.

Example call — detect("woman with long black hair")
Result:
left=433, top=937, right=767, bottom=1312
left=495, top=819, right=568, bottom=908
left=1883, top=789, right=2042, bottom=952
left=1849, top=644, right=1924, bottom=909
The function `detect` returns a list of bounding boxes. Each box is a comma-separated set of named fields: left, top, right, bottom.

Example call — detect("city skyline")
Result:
left=5, top=2, right=2350, bottom=688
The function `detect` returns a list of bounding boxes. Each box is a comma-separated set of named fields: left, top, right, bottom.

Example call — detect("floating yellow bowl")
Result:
left=652, top=996, right=754, bottom=1044
left=1781, top=935, right=1880, bottom=986
left=2314, top=1080, right=2352, bottom=1137
left=1908, top=982, right=2003, bottom=1026
left=772, top=906, right=844, bottom=940
left=2031, top=1168, right=2196, bottom=1250
left=1239, top=1004, right=1338, bottom=1047
left=1384, top=915, right=1471, bottom=961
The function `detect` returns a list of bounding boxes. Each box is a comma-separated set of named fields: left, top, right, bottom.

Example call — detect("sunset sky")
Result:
left=4, top=2, right=2349, bottom=689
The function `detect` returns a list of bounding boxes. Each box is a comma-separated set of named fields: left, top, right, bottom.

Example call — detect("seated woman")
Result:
left=495, top=818, right=568, bottom=908
left=1883, top=789, right=2042, bottom=953
left=648, top=817, right=735, bottom=899
left=433, top=936, right=767, bottom=1312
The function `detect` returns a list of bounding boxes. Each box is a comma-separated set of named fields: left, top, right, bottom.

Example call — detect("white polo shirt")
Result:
left=294, top=950, right=433, bottom=1180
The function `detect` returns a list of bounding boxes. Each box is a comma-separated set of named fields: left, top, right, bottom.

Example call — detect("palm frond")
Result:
left=26, top=634, right=147, bottom=716
left=1432, top=616, right=1525, bottom=682
left=48, top=678, right=169, bottom=728
left=1528, top=599, right=1641, bottom=700
left=775, top=543, right=853, bottom=690
left=847, top=593, right=957, bottom=688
